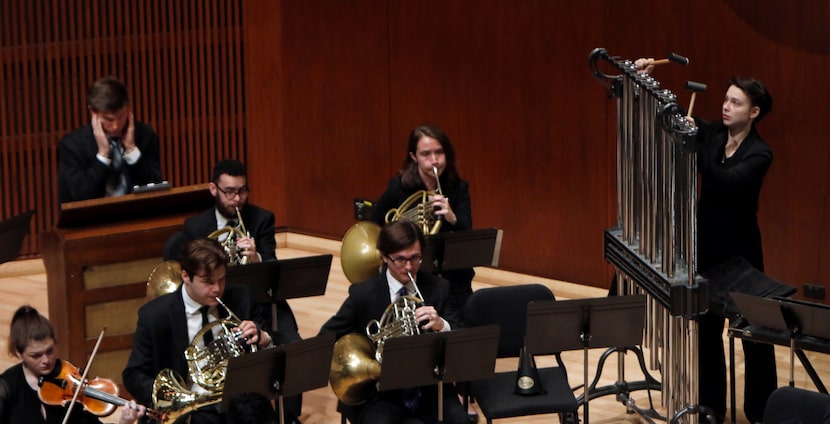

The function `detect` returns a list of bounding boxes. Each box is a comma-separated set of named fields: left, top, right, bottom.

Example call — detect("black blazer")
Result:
left=319, top=270, right=461, bottom=339
left=57, top=121, right=163, bottom=203
left=182, top=203, right=277, bottom=261
left=122, top=284, right=266, bottom=407
left=695, top=120, right=773, bottom=274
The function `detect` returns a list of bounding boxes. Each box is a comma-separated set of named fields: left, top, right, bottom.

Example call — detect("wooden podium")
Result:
left=39, top=184, right=213, bottom=384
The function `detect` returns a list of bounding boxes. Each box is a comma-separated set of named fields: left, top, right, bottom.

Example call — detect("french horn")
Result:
left=329, top=273, right=424, bottom=405
left=152, top=297, right=256, bottom=422
left=208, top=207, right=249, bottom=265
left=340, top=167, right=445, bottom=283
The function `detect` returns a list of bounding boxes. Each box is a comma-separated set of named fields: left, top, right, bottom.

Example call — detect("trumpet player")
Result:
left=123, top=239, right=278, bottom=424
left=320, top=221, right=468, bottom=424
left=370, top=125, right=475, bottom=317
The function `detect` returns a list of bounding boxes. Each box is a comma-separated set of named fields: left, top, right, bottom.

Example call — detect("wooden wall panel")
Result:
left=277, top=0, right=393, bottom=232
left=5, top=0, right=830, bottom=297
left=261, top=0, right=613, bottom=285
left=0, top=0, right=246, bottom=256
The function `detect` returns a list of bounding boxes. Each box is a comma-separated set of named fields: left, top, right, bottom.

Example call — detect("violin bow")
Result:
left=61, top=327, right=107, bottom=424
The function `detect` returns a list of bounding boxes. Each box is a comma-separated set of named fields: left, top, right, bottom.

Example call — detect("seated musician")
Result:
left=0, top=305, right=146, bottom=424
left=122, top=238, right=280, bottom=424
left=320, top=220, right=469, bottom=424
left=57, top=76, right=163, bottom=203
left=174, top=159, right=302, bottom=345
left=370, top=124, right=475, bottom=315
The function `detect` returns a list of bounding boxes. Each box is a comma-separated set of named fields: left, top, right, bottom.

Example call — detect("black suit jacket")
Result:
left=180, top=203, right=300, bottom=346
left=319, top=270, right=462, bottom=422
left=182, top=204, right=277, bottom=261
left=122, top=284, right=266, bottom=408
left=319, top=269, right=461, bottom=340
left=57, top=121, right=163, bottom=203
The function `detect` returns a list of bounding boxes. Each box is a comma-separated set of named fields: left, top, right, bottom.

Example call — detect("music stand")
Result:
left=0, top=210, right=33, bottom=265
left=378, top=325, right=499, bottom=423
left=729, top=291, right=801, bottom=423
left=780, top=298, right=830, bottom=392
left=226, top=254, right=332, bottom=332
left=782, top=298, right=830, bottom=341
left=222, top=333, right=335, bottom=424
left=420, top=228, right=503, bottom=274
left=526, top=295, right=649, bottom=424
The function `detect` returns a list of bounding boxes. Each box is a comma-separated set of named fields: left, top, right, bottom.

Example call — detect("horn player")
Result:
left=369, top=124, right=476, bottom=320
left=172, top=159, right=303, bottom=419
left=122, top=239, right=279, bottom=424
left=320, top=221, right=470, bottom=424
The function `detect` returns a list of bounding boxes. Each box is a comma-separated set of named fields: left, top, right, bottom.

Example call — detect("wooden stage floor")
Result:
left=1, top=233, right=827, bottom=423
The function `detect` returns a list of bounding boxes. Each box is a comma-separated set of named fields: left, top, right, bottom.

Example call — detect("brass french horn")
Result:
left=208, top=207, right=249, bottom=265
left=329, top=273, right=424, bottom=405
left=340, top=221, right=383, bottom=284
left=151, top=297, right=256, bottom=422
left=384, top=189, right=442, bottom=236
left=339, top=166, right=444, bottom=283
left=146, top=260, right=182, bottom=301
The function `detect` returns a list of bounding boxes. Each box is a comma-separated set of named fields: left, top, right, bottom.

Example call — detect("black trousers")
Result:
left=698, top=312, right=777, bottom=423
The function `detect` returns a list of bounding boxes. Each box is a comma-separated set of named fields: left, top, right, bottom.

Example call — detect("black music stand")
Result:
left=729, top=292, right=830, bottom=422
left=728, top=292, right=796, bottom=424
left=0, top=210, right=33, bottom=265
left=526, top=295, right=655, bottom=424
left=378, top=325, right=499, bottom=423
left=226, top=254, right=332, bottom=332
left=420, top=228, right=503, bottom=274
left=222, top=333, right=335, bottom=424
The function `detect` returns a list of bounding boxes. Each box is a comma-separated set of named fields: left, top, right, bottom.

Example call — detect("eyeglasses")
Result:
left=216, top=185, right=249, bottom=198
left=386, top=254, right=423, bottom=266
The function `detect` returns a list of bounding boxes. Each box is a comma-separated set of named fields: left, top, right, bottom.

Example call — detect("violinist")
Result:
left=0, top=305, right=146, bottom=424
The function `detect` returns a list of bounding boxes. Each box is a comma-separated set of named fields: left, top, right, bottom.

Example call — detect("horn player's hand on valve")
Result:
left=235, top=320, right=272, bottom=348
left=235, top=236, right=260, bottom=263
left=415, top=305, right=445, bottom=332
left=429, top=194, right=456, bottom=225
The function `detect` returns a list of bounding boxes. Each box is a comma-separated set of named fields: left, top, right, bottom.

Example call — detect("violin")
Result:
left=37, top=359, right=165, bottom=421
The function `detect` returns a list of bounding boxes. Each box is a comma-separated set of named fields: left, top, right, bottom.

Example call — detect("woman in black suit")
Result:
left=693, top=77, right=775, bottom=424
left=638, top=59, right=775, bottom=423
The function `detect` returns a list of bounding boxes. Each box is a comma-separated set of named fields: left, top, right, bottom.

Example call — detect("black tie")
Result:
left=200, top=305, right=214, bottom=346
left=109, top=138, right=128, bottom=195
left=397, top=286, right=409, bottom=298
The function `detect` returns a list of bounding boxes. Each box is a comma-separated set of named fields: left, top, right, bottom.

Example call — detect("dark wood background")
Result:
left=3, top=0, right=829, bottom=299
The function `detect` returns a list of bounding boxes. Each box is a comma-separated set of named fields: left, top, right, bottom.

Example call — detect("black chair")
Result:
left=763, top=386, right=830, bottom=424
left=464, top=284, right=579, bottom=423
left=163, top=230, right=188, bottom=261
